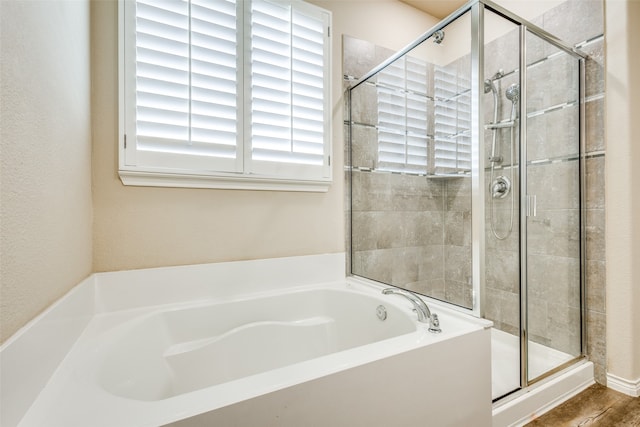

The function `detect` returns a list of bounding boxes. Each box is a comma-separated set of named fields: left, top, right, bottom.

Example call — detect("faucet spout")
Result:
left=382, top=288, right=440, bottom=332
left=382, top=288, right=431, bottom=321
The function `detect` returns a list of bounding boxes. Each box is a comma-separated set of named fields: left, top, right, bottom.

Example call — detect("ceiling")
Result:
left=400, top=0, right=467, bottom=19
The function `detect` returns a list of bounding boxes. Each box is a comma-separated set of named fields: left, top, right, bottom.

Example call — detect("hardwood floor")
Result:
left=525, top=384, right=640, bottom=426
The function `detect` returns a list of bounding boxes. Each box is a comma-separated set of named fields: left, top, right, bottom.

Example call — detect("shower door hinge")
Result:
left=328, top=26, right=331, bottom=37
left=123, top=134, right=127, bottom=149
left=526, top=194, right=537, bottom=217
left=328, top=155, right=331, bottom=166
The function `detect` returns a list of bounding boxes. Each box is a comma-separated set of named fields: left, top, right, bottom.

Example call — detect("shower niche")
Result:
left=347, top=0, right=585, bottom=401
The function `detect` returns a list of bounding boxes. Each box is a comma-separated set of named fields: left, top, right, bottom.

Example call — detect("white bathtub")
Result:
left=99, top=287, right=417, bottom=402
left=5, top=254, right=493, bottom=427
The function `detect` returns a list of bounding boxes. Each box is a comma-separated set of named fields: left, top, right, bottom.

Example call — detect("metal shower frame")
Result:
left=348, top=0, right=588, bottom=396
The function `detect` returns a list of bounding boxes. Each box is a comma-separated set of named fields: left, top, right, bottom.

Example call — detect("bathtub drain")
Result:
left=376, top=305, right=387, bottom=321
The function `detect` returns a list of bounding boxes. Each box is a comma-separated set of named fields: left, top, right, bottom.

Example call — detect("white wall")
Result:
left=310, top=0, right=438, bottom=53
left=604, top=0, right=640, bottom=390
left=0, top=0, right=93, bottom=343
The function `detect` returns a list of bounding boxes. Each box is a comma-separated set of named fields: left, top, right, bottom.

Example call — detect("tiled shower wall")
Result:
left=551, top=0, right=606, bottom=385
left=345, top=38, right=446, bottom=297
left=345, top=37, right=474, bottom=308
left=480, top=0, right=606, bottom=383
left=344, top=0, right=606, bottom=384
left=483, top=21, right=583, bottom=362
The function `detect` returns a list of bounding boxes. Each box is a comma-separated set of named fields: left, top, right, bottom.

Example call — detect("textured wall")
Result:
left=604, top=0, right=640, bottom=386
left=0, top=0, right=93, bottom=343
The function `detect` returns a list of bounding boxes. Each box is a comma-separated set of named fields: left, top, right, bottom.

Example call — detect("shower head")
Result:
left=506, top=84, right=520, bottom=102
left=432, top=30, right=445, bottom=45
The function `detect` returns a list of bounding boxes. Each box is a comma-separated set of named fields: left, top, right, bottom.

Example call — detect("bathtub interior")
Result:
left=7, top=252, right=494, bottom=427
left=98, top=288, right=417, bottom=401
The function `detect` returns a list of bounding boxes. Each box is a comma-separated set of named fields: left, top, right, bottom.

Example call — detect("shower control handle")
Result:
left=491, top=176, right=511, bottom=199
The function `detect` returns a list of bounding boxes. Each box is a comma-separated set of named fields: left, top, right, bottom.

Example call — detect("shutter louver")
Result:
left=434, top=65, right=471, bottom=175
left=249, top=0, right=328, bottom=177
left=377, top=56, right=429, bottom=174
left=133, top=0, right=240, bottom=171
left=121, top=0, right=331, bottom=189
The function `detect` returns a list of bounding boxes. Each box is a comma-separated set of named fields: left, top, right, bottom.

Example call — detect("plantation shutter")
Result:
left=121, top=0, right=332, bottom=189
left=377, top=56, right=429, bottom=174
left=248, top=0, right=330, bottom=179
left=125, top=0, right=242, bottom=172
left=434, top=66, right=471, bottom=175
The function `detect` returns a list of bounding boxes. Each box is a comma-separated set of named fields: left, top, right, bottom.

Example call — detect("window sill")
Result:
left=118, top=169, right=332, bottom=192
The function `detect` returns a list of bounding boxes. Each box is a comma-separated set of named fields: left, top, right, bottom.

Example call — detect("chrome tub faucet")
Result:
left=382, top=288, right=441, bottom=333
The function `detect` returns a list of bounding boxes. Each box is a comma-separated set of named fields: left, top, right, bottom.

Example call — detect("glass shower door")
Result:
left=482, top=9, right=522, bottom=400
left=524, top=29, right=582, bottom=382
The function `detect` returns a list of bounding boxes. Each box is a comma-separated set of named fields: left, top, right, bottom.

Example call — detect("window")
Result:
left=119, top=0, right=332, bottom=191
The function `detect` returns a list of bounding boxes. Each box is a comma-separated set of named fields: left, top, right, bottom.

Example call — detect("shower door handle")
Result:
left=526, top=195, right=537, bottom=217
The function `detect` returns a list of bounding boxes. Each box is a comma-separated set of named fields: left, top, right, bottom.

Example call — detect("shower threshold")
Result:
left=492, top=328, right=575, bottom=400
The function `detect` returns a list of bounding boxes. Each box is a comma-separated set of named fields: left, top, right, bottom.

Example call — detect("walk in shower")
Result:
left=347, top=0, right=586, bottom=401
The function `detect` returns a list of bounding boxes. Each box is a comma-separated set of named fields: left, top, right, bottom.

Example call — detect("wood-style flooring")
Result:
left=525, top=384, right=640, bottom=426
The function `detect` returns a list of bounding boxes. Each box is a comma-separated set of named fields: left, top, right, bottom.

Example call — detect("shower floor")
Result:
left=492, top=328, right=575, bottom=400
